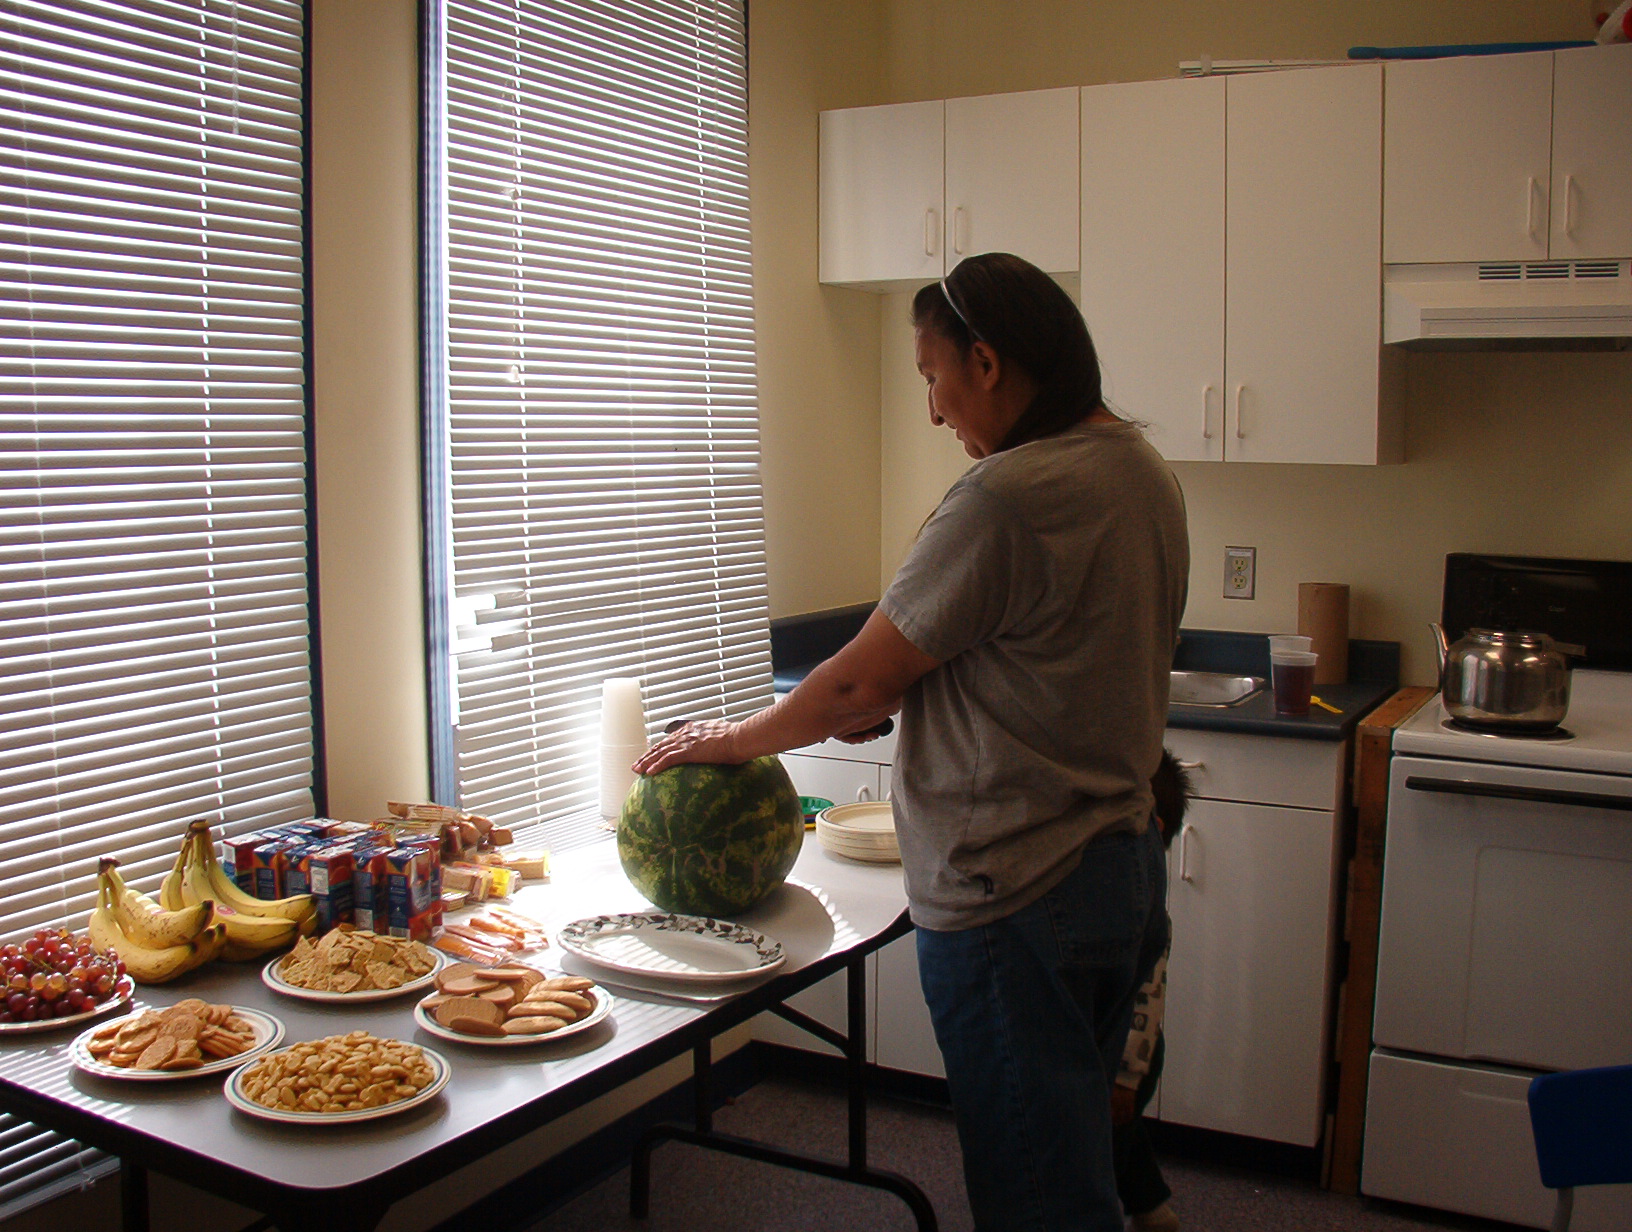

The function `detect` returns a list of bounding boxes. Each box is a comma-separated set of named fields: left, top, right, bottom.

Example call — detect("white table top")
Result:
left=0, top=832, right=908, bottom=1220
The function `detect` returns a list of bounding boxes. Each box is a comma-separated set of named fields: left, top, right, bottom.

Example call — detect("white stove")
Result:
left=1394, top=668, right=1632, bottom=776
left=1363, top=557, right=1632, bottom=1232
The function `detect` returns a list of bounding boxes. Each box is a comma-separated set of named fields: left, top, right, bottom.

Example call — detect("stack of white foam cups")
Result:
left=599, top=677, right=648, bottom=821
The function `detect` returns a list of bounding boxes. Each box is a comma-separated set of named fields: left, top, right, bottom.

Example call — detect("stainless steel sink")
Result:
left=1170, top=670, right=1265, bottom=707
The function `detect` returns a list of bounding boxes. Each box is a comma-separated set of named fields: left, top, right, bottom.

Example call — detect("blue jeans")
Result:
left=916, top=825, right=1169, bottom=1232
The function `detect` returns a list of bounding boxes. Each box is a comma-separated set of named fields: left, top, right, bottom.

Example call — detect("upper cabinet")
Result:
left=1083, top=65, right=1401, bottom=466
left=1384, top=44, right=1632, bottom=264
left=819, top=88, right=1078, bottom=290
left=1081, top=77, right=1225, bottom=463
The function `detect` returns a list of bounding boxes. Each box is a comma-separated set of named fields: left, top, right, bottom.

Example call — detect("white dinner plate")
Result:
left=816, top=801, right=895, bottom=833
left=70, top=1007, right=284, bottom=1081
left=815, top=804, right=899, bottom=863
left=260, top=944, right=445, bottom=1004
left=818, top=839, right=901, bottom=865
left=0, top=976, right=134, bottom=1036
left=556, top=912, right=785, bottom=984
left=412, top=982, right=613, bottom=1047
left=224, top=1041, right=450, bottom=1125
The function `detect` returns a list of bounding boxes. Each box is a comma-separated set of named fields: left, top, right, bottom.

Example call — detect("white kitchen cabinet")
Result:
left=778, top=752, right=884, bottom=806
left=1158, top=729, right=1345, bottom=1147
left=1081, top=65, right=1400, bottom=465
left=874, top=931, right=943, bottom=1077
left=1384, top=44, right=1632, bottom=264
left=752, top=735, right=898, bottom=1058
left=1081, top=77, right=1224, bottom=462
left=820, top=88, right=1078, bottom=291
left=779, top=732, right=939, bottom=1077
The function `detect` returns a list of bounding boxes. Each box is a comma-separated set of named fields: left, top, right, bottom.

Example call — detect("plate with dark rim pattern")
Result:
left=555, top=913, right=785, bottom=984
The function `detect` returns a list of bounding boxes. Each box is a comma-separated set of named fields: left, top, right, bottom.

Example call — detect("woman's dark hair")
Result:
left=910, top=252, right=1105, bottom=452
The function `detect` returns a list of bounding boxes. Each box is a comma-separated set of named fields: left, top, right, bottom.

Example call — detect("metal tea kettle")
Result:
left=1430, top=623, right=1573, bottom=732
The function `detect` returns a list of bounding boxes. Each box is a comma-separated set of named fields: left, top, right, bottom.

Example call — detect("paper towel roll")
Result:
left=1297, top=583, right=1350, bottom=685
left=600, top=677, right=647, bottom=818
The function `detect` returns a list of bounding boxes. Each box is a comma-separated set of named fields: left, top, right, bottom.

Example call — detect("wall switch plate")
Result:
left=1224, top=545, right=1256, bottom=600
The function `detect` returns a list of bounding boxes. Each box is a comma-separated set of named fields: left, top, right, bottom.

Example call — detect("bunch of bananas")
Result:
left=88, top=858, right=228, bottom=984
left=159, top=820, right=317, bottom=961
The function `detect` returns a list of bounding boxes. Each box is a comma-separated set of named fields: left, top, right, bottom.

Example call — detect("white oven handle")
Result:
left=1404, top=775, right=1632, bottom=812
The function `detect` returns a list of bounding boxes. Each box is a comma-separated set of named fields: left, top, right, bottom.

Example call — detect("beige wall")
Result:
left=311, top=0, right=431, bottom=815
left=751, top=0, right=1632, bottom=687
left=749, top=0, right=891, bottom=616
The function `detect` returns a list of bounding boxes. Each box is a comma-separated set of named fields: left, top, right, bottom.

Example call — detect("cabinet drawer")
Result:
left=1163, top=728, right=1341, bottom=811
left=779, top=753, right=884, bottom=806
left=784, top=728, right=897, bottom=765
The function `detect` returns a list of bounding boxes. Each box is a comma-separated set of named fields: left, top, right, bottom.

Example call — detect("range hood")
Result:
left=1383, top=260, right=1632, bottom=349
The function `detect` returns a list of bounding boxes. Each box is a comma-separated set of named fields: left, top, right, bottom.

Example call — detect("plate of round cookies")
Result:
left=71, top=999, right=283, bottom=1081
left=412, top=963, right=611, bottom=1046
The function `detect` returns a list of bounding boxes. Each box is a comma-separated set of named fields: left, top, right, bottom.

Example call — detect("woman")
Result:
left=635, top=252, right=1189, bottom=1232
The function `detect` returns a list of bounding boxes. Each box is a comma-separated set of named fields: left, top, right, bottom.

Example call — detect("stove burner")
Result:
left=1441, top=718, right=1575, bottom=742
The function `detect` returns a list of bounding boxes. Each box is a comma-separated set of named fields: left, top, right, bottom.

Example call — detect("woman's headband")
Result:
left=939, top=269, right=980, bottom=341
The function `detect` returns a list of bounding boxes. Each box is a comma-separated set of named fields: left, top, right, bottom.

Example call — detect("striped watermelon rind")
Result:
left=617, top=756, right=805, bottom=916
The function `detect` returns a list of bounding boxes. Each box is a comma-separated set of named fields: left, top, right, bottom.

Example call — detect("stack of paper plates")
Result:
left=815, top=801, right=899, bottom=864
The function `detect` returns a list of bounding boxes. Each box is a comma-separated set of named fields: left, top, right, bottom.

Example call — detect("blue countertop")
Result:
left=770, top=609, right=1402, bottom=743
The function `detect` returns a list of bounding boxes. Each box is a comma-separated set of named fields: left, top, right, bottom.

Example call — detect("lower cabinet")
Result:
left=753, top=736, right=897, bottom=1059
left=874, top=933, right=943, bottom=1077
left=766, top=725, right=1347, bottom=1143
left=1160, top=795, right=1340, bottom=1146
left=1158, top=729, right=1345, bottom=1147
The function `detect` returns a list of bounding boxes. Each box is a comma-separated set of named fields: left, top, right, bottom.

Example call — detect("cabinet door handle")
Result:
left=953, top=205, right=966, bottom=256
left=857, top=785, right=874, bottom=802
left=1232, top=384, right=1246, bottom=439
left=1177, top=759, right=1203, bottom=772
left=1201, top=385, right=1214, bottom=440
left=1178, top=826, right=1195, bottom=883
left=1525, top=176, right=1541, bottom=241
left=1564, top=174, right=1577, bottom=238
left=924, top=208, right=938, bottom=257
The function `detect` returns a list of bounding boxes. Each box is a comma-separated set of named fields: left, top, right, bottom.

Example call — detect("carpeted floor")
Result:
left=527, top=1076, right=1527, bottom=1232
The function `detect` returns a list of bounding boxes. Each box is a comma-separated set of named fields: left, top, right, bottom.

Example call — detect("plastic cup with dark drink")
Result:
left=1271, top=650, right=1318, bottom=716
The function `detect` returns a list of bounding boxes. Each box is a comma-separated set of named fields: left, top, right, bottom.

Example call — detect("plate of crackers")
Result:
left=225, top=1031, right=449, bottom=1125
left=263, top=929, right=444, bottom=1002
left=71, top=1000, right=283, bottom=1081
left=412, top=963, right=612, bottom=1046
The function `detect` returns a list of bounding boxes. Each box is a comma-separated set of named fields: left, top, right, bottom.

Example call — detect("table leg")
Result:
left=628, top=954, right=937, bottom=1230
left=119, top=1162, right=148, bottom=1232
left=846, top=952, right=866, bottom=1170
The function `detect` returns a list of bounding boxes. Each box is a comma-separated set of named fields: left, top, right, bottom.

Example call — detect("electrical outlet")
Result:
left=1224, top=546, right=1256, bottom=600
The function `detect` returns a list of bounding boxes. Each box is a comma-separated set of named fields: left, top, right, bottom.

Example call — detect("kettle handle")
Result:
left=1430, top=622, right=1449, bottom=675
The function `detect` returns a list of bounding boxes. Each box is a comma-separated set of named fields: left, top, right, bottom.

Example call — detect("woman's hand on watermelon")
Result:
left=633, top=719, right=745, bottom=776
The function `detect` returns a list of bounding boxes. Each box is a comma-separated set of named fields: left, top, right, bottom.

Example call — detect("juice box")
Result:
left=223, top=830, right=274, bottom=889
left=398, top=835, right=444, bottom=931
left=384, top=846, right=438, bottom=941
left=299, top=844, right=357, bottom=933
left=249, top=836, right=302, bottom=901
left=351, top=842, right=393, bottom=933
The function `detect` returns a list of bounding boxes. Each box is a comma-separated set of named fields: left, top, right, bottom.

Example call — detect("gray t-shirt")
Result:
left=880, top=419, right=1189, bottom=931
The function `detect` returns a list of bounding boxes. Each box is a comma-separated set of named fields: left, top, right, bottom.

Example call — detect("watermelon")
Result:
left=617, top=756, right=805, bottom=916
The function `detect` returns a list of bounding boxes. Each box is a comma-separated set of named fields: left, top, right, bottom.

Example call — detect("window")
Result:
left=0, top=0, right=311, bottom=1213
left=429, top=0, right=773, bottom=847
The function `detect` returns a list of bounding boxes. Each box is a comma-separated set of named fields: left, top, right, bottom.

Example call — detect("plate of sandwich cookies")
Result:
left=413, top=963, right=611, bottom=1047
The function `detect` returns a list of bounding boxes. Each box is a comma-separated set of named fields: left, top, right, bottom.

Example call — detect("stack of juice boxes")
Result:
left=222, top=819, right=444, bottom=941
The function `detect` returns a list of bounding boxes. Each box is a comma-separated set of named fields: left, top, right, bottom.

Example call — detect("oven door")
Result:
left=1374, top=755, right=1632, bottom=1070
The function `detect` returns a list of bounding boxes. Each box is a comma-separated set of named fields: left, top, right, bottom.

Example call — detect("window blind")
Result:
left=0, top=0, right=310, bottom=1215
left=434, top=0, right=773, bottom=849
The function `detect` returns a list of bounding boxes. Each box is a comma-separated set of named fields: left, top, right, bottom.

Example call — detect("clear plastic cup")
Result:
left=1271, top=650, right=1319, bottom=716
left=1268, top=634, right=1312, bottom=657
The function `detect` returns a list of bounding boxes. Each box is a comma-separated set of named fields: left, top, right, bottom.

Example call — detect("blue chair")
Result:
left=1526, top=1063, right=1632, bottom=1232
